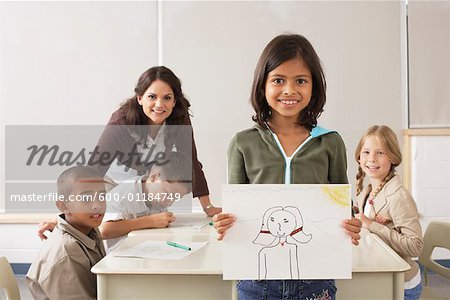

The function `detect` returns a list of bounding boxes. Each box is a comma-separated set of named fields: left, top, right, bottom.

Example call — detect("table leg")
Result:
left=232, top=280, right=238, bottom=300
left=393, top=272, right=404, bottom=300
left=97, top=275, right=108, bottom=300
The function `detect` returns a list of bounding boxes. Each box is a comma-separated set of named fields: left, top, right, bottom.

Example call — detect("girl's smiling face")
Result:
left=265, top=57, right=313, bottom=122
left=358, top=135, right=393, bottom=186
left=267, top=210, right=296, bottom=237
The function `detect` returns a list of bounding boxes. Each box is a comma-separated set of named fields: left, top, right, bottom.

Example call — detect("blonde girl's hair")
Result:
left=354, top=125, right=402, bottom=196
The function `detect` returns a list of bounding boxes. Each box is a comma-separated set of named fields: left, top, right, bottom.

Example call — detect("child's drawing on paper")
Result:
left=222, top=184, right=352, bottom=280
left=253, top=206, right=312, bottom=279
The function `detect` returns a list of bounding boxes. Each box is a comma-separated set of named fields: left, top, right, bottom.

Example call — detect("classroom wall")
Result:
left=0, top=224, right=41, bottom=263
left=0, top=2, right=159, bottom=212
left=1, top=1, right=446, bottom=263
left=161, top=1, right=405, bottom=204
left=408, top=1, right=450, bottom=127
left=0, top=1, right=159, bottom=263
left=0, top=1, right=405, bottom=206
left=411, top=135, right=450, bottom=259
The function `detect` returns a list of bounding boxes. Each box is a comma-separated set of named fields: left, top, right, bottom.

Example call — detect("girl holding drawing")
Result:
left=213, top=34, right=361, bottom=299
left=354, top=125, right=423, bottom=300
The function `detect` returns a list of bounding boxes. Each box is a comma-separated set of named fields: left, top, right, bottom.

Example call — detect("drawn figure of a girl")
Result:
left=253, top=206, right=312, bottom=279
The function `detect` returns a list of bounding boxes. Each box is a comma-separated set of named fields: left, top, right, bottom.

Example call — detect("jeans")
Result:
left=237, top=279, right=336, bottom=300
left=404, top=280, right=423, bottom=300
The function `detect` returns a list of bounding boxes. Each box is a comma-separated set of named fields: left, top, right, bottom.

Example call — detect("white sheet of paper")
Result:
left=169, top=213, right=210, bottom=229
left=222, top=184, right=352, bottom=280
left=114, top=240, right=208, bottom=260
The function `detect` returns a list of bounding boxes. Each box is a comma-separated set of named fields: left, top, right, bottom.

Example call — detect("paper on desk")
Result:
left=169, top=214, right=211, bottom=229
left=113, top=240, right=208, bottom=260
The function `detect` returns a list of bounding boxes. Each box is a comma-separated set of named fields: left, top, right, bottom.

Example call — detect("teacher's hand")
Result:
left=37, top=220, right=57, bottom=240
left=204, top=205, right=222, bottom=217
left=199, top=196, right=222, bottom=217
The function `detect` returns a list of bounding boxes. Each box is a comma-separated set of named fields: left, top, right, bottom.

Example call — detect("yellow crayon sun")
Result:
left=321, top=186, right=350, bottom=207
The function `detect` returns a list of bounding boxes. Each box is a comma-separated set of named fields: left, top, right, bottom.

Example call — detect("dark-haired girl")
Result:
left=213, top=34, right=361, bottom=299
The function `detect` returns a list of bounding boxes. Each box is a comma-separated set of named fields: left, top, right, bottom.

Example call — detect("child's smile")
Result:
left=359, top=135, right=392, bottom=186
left=277, top=99, right=300, bottom=106
left=265, top=57, right=312, bottom=121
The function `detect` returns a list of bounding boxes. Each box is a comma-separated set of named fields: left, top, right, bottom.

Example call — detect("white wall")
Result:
left=0, top=1, right=158, bottom=212
left=411, top=135, right=450, bottom=259
left=0, top=1, right=405, bottom=205
left=161, top=1, right=404, bottom=202
left=0, top=2, right=158, bottom=125
left=0, top=1, right=158, bottom=262
left=0, top=224, right=41, bottom=263
left=408, top=1, right=450, bottom=127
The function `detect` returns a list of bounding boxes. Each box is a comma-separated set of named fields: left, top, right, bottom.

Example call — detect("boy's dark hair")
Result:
left=151, top=151, right=193, bottom=193
left=57, top=166, right=105, bottom=200
left=251, top=34, right=327, bottom=131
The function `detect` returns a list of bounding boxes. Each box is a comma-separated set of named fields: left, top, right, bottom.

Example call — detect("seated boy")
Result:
left=100, top=151, right=193, bottom=250
left=26, top=166, right=107, bottom=300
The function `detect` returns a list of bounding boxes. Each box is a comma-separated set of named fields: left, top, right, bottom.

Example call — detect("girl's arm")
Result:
left=227, top=134, right=249, bottom=184
left=99, top=212, right=175, bottom=239
left=328, top=133, right=349, bottom=184
left=367, top=188, right=423, bottom=257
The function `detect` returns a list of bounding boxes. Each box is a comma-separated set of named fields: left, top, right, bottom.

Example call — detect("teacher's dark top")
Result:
left=92, top=107, right=209, bottom=198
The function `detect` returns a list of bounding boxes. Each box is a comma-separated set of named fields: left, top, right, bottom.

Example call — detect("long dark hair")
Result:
left=121, top=66, right=191, bottom=126
left=251, top=34, right=326, bottom=131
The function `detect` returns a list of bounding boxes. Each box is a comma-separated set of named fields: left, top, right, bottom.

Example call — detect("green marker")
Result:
left=166, top=241, right=191, bottom=251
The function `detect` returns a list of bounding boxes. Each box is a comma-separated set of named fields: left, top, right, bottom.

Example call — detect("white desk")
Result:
left=336, top=228, right=410, bottom=299
left=92, top=233, right=233, bottom=300
left=93, top=213, right=231, bottom=300
left=92, top=217, right=410, bottom=300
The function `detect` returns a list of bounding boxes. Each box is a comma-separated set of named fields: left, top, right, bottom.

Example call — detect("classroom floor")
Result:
left=14, top=274, right=450, bottom=300
left=422, top=274, right=450, bottom=300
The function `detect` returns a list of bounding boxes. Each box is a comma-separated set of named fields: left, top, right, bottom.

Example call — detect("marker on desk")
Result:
left=166, top=241, right=191, bottom=251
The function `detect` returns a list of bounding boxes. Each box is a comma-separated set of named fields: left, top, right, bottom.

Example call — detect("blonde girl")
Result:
left=355, top=125, right=423, bottom=300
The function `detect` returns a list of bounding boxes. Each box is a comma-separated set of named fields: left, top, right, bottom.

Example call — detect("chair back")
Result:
left=0, top=256, right=21, bottom=300
left=418, top=221, right=450, bottom=285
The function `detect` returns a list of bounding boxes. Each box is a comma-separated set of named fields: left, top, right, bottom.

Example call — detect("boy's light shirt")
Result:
left=105, top=123, right=167, bottom=183
left=26, top=215, right=105, bottom=300
left=103, top=175, right=166, bottom=251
